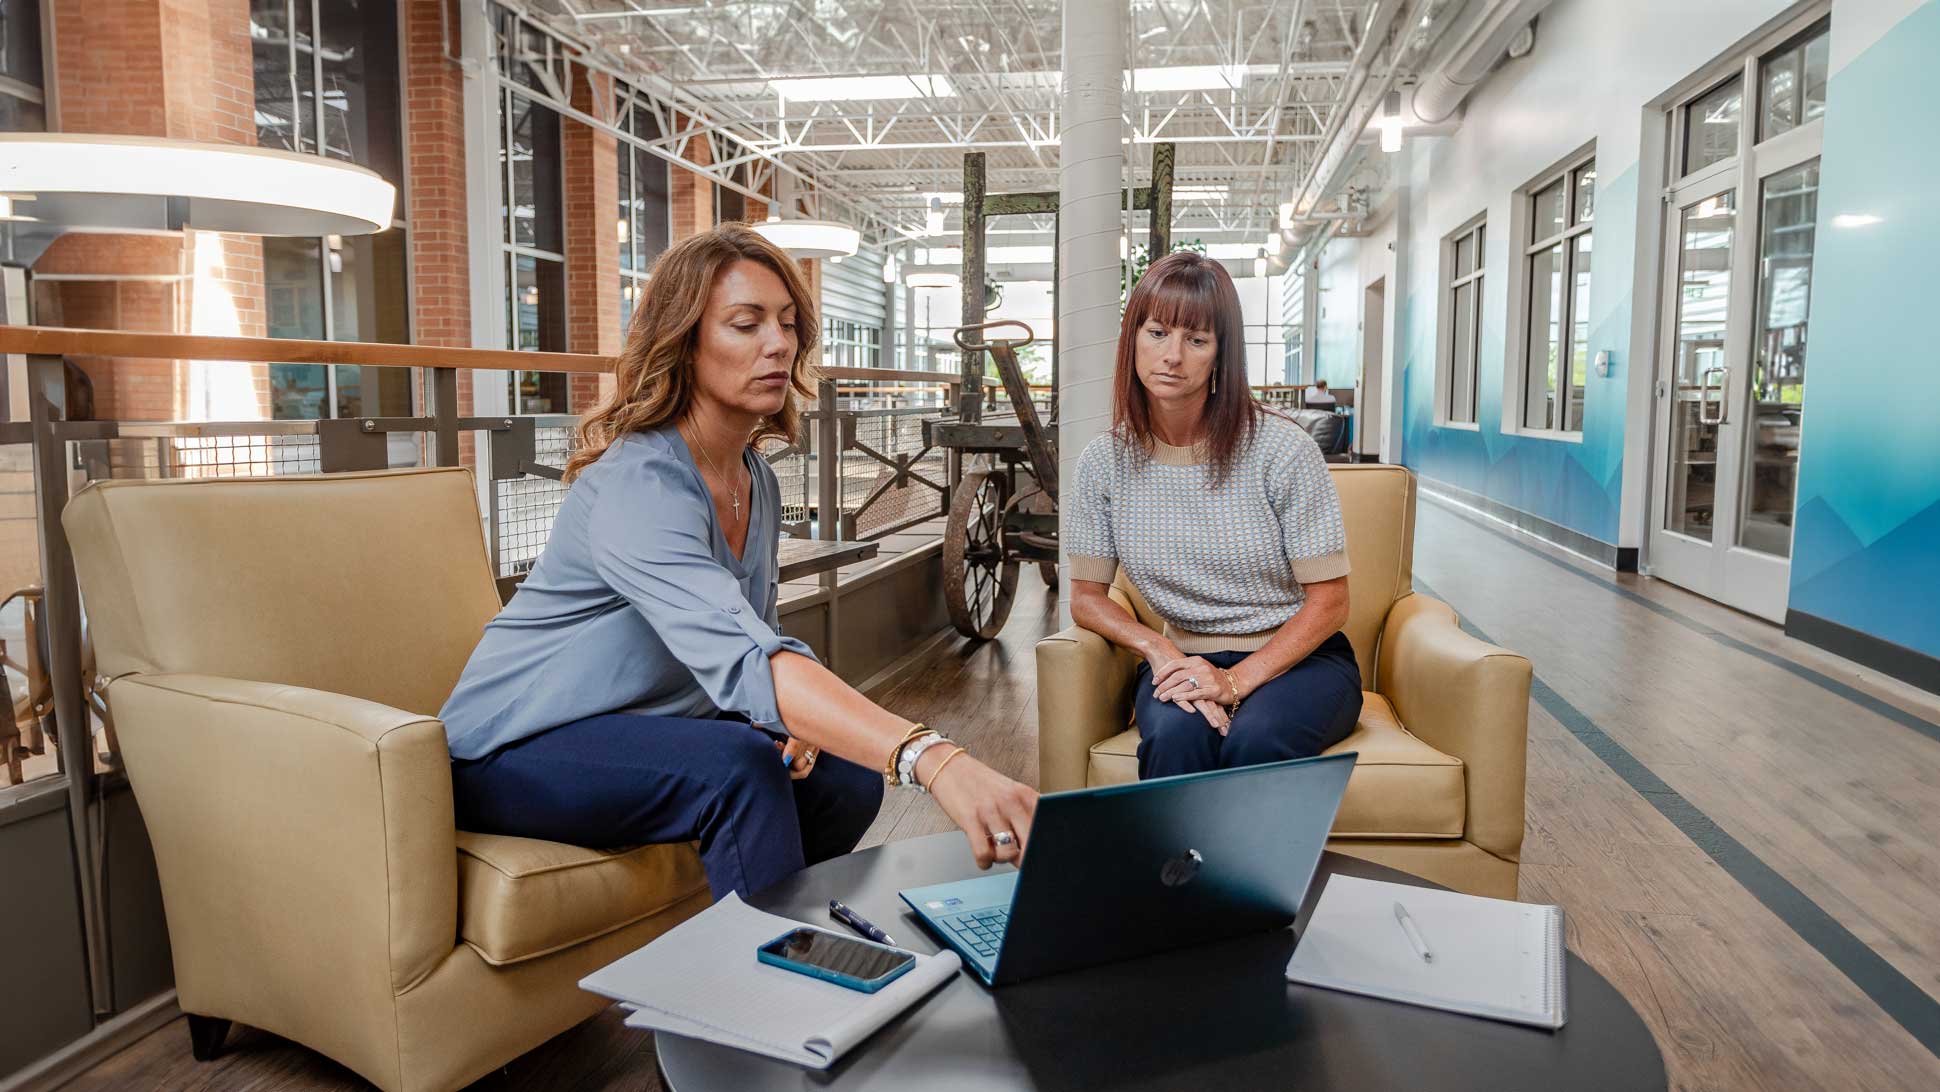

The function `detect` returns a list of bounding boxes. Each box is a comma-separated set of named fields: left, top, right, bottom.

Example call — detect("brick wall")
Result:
left=404, top=0, right=475, bottom=463
left=564, top=68, right=619, bottom=412
left=670, top=121, right=716, bottom=242
left=37, top=0, right=266, bottom=420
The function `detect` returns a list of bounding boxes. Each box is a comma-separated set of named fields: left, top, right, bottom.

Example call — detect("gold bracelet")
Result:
left=1221, top=668, right=1242, bottom=714
left=883, top=722, right=932, bottom=785
left=921, top=746, right=969, bottom=793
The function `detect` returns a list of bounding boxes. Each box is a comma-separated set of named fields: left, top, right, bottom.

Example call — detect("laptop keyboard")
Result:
left=939, top=909, right=1009, bottom=960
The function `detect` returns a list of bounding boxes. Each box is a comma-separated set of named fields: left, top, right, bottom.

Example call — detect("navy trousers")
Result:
left=1134, top=632, right=1363, bottom=779
left=450, top=713, right=884, bottom=899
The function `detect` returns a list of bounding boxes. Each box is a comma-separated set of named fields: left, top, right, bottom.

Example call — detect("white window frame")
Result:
left=1435, top=214, right=1486, bottom=428
left=1505, top=144, right=1595, bottom=441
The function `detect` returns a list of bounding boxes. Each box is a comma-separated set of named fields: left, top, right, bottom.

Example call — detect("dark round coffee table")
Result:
left=656, top=833, right=1667, bottom=1092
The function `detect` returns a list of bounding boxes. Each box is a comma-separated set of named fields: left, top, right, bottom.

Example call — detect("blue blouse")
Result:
left=440, top=426, right=815, bottom=761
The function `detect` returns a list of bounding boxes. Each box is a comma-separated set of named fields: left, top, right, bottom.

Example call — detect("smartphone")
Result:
left=756, top=926, right=916, bottom=993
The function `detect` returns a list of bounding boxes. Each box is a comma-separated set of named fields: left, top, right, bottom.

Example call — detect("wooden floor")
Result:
left=66, top=504, right=1940, bottom=1092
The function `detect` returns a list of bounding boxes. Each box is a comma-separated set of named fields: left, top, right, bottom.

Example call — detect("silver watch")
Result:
left=896, top=731, right=947, bottom=791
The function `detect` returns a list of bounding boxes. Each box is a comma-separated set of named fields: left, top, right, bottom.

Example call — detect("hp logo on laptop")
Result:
left=1160, top=849, right=1203, bottom=888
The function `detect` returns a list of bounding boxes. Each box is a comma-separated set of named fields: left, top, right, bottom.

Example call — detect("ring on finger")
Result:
left=992, top=830, right=1016, bottom=848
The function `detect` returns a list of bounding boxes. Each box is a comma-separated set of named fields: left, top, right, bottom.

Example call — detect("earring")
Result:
left=1211, top=371, right=1218, bottom=395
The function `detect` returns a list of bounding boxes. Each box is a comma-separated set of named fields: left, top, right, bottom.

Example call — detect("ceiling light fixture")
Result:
left=1375, top=90, right=1405, bottom=153
left=749, top=218, right=860, bottom=259
left=881, top=254, right=898, bottom=283
left=771, top=74, right=954, bottom=103
left=1254, top=248, right=1268, bottom=278
left=1129, top=65, right=1247, bottom=93
left=0, top=134, right=394, bottom=236
left=925, top=196, right=946, bottom=236
left=905, top=268, right=961, bottom=289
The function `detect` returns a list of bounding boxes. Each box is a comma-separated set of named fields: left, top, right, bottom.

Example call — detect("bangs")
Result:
left=1133, top=262, right=1221, bottom=334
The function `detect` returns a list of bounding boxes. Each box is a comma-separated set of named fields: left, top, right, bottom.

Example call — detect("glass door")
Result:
left=1647, top=15, right=1826, bottom=622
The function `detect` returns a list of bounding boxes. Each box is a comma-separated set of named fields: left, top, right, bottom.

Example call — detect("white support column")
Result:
left=461, top=1, right=509, bottom=525
left=1056, top=0, right=1127, bottom=627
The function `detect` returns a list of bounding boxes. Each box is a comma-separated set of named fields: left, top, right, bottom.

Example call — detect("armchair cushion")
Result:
left=1083, top=692, right=1465, bottom=839
left=455, top=833, right=708, bottom=967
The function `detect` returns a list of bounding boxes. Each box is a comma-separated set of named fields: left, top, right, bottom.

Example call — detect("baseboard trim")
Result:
left=1416, top=477, right=1634, bottom=571
left=1785, top=610, right=1940, bottom=696
left=854, top=623, right=961, bottom=699
left=0, top=990, right=179, bottom=1092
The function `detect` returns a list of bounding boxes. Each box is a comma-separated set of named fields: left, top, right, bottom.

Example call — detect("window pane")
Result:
left=1664, top=191, right=1735, bottom=541
left=1760, top=25, right=1828, bottom=143
left=1524, top=242, right=1563, bottom=430
left=0, top=0, right=44, bottom=91
left=617, top=145, right=634, bottom=272
left=1533, top=181, right=1566, bottom=241
left=1739, top=160, right=1817, bottom=558
left=316, top=0, right=404, bottom=188
left=252, top=0, right=302, bottom=151
left=1574, top=161, right=1596, bottom=224
left=510, top=254, right=565, bottom=353
left=0, top=91, right=43, bottom=132
left=329, top=228, right=408, bottom=344
left=1453, top=233, right=1472, bottom=278
left=1565, top=232, right=1592, bottom=432
left=1450, top=281, right=1475, bottom=423
left=505, top=95, right=562, bottom=252
left=1683, top=76, right=1742, bottom=176
left=265, top=236, right=327, bottom=340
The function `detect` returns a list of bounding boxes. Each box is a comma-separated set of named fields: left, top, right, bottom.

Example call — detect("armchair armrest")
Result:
left=107, top=673, right=459, bottom=1007
left=1034, top=624, right=1138, bottom=792
left=1375, top=594, right=1532, bottom=864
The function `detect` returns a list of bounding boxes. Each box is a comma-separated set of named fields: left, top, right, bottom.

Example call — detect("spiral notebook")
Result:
left=1284, top=875, right=1567, bottom=1030
left=579, top=893, right=961, bottom=1069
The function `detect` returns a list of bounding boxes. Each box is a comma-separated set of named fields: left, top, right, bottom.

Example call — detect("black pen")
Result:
left=828, top=898, right=896, bottom=946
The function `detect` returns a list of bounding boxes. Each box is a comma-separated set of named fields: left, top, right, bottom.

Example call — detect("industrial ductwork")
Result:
left=1412, top=0, right=1553, bottom=123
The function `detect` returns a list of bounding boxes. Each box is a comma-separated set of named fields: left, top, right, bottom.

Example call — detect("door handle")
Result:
left=1699, top=366, right=1728, bottom=425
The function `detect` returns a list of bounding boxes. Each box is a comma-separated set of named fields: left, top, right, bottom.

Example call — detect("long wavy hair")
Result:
left=565, top=224, right=820, bottom=481
left=1113, top=250, right=1259, bottom=484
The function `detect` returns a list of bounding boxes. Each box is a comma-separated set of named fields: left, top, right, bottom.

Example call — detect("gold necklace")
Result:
left=685, top=426, right=747, bottom=522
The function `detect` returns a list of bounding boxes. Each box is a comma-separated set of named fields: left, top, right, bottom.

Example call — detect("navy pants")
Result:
left=451, top=713, right=884, bottom=899
left=1135, top=632, right=1363, bottom=779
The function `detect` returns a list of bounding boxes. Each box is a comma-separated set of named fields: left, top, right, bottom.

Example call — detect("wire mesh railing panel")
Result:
left=75, top=434, right=324, bottom=482
left=494, top=424, right=576, bottom=577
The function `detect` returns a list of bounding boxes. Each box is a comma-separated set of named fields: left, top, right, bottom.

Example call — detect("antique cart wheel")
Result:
left=944, top=470, right=1019, bottom=640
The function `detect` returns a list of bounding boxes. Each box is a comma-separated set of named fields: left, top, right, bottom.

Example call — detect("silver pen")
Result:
left=1393, top=901, right=1433, bottom=963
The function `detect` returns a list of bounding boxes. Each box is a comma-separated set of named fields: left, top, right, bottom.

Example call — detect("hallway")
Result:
left=1414, top=493, right=1940, bottom=1091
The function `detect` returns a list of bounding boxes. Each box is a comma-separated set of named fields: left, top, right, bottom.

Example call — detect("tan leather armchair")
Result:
left=63, top=468, right=709, bottom=1092
left=1035, top=464, right=1532, bottom=899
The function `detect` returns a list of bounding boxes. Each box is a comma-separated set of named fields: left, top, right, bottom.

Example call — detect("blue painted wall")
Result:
left=1788, top=0, right=1940, bottom=659
left=1396, top=164, right=1636, bottom=547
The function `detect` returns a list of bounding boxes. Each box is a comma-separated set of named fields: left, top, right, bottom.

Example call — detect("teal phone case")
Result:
left=756, top=928, right=915, bottom=993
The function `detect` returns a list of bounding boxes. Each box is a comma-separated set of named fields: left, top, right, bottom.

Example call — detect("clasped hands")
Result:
left=1149, top=653, right=1242, bottom=735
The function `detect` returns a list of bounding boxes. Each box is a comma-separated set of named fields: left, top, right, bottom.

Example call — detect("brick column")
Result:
left=563, top=69, right=619, bottom=412
left=36, top=0, right=267, bottom=420
left=670, top=121, right=715, bottom=242
left=403, top=0, right=475, bottom=462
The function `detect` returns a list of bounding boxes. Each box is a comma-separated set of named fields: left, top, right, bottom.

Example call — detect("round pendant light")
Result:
left=0, top=134, right=396, bottom=237
left=749, top=218, right=861, bottom=260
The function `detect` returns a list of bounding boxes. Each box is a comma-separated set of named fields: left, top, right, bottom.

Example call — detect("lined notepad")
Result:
left=1285, top=875, right=1567, bottom=1029
left=580, top=893, right=961, bottom=1069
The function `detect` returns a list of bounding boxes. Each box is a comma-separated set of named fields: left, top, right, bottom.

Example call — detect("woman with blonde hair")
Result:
left=439, top=225, right=1036, bottom=898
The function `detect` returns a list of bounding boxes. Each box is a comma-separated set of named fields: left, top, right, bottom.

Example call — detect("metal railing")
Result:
left=0, top=326, right=973, bottom=1009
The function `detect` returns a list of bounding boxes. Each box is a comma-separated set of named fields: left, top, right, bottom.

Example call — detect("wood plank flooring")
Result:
left=61, top=507, right=1940, bottom=1091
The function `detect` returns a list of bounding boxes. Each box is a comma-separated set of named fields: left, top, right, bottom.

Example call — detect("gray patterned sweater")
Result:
left=1067, top=411, right=1349, bottom=652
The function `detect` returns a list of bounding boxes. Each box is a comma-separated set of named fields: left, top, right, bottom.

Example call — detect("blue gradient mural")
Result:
left=1398, top=166, right=1638, bottom=547
left=1788, top=0, right=1940, bottom=661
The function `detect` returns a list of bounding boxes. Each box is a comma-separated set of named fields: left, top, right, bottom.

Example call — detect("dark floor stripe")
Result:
left=1417, top=491, right=1940, bottom=746
left=1414, top=576, right=1940, bottom=1062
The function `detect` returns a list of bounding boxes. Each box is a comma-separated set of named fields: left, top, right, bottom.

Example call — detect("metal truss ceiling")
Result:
left=521, top=0, right=1457, bottom=245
